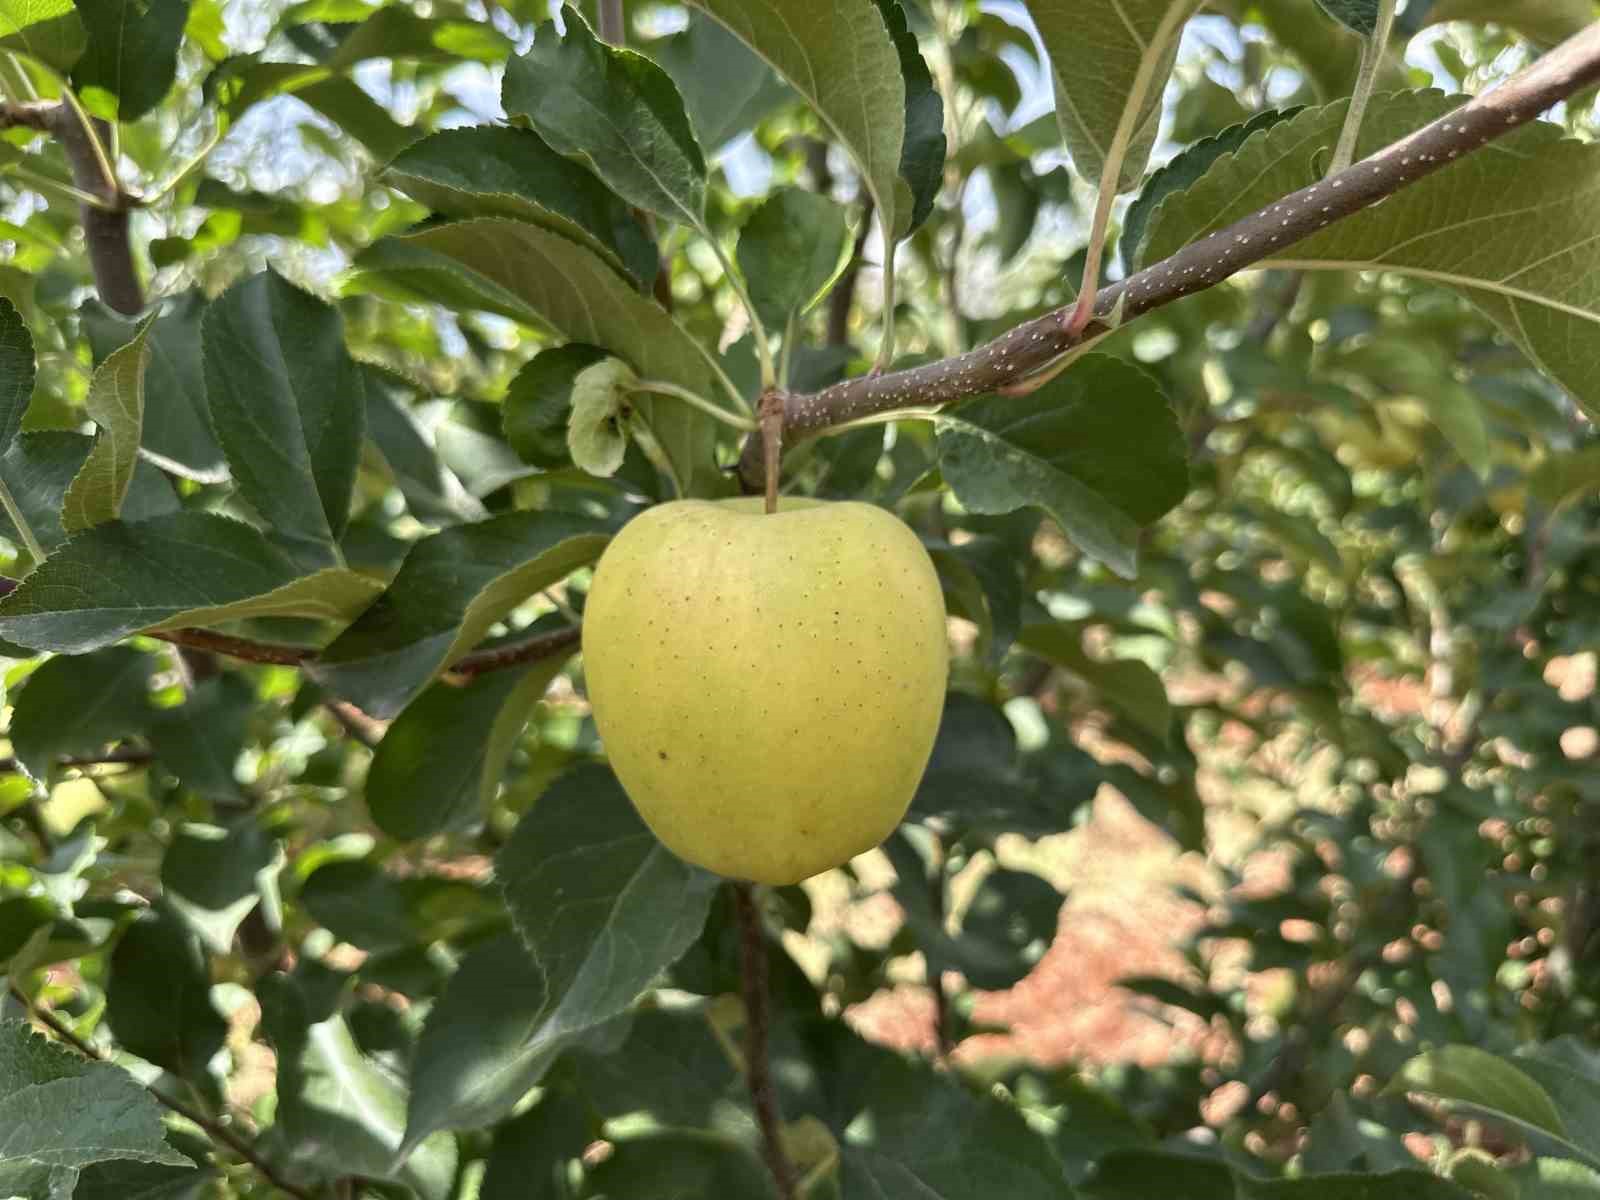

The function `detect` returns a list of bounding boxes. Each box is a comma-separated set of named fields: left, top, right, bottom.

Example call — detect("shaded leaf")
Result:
left=350, top=220, right=717, bottom=496
left=363, top=372, right=485, bottom=525
left=738, top=189, right=853, bottom=331
left=160, top=817, right=282, bottom=954
left=1018, top=622, right=1171, bottom=742
left=0, top=432, right=177, bottom=560
left=365, top=657, right=568, bottom=840
left=202, top=271, right=367, bottom=559
left=1082, top=1151, right=1470, bottom=1198
left=935, top=355, right=1187, bottom=578
left=685, top=0, right=906, bottom=236
left=71, top=0, right=187, bottom=120
left=1315, top=0, right=1380, bottom=34
left=62, top=318, right=149, bottom=532
left=1391, top=1046, right=1575, bottom=1160
left=1032, top=0, right=1202, bottom=192
left=383, top=126, right=657, bottom=288
left=646, top=10, right=792, bottom=152
left=505, top=6, right=706, bottom=228
left=82, top=292, right=227, bottom=482
left=0, top=512, right=383, bottom=654
left=259, top=974, right=458, bottom=1199
left=403, top=767, right=716, bottom=1142
left=105, top=905, right=228, bottom=1081
left=9, top=644, right=153, bottom=779
left=479, top=1087, right=591, bottom=1200
left=1144, top=92, right=1600, bottom=424
left=1124, top=106, right=1304, bottom=272
left=0, top=295, right=33, bottom=456
left=873, top=0, right=945, bottom=234
left=503, top=343, right=610, bottom=469
left=311, top=509, right=608, bottom=718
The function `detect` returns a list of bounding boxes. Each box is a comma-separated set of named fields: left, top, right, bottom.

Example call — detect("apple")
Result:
left=582, top=497, right=949, bottom=884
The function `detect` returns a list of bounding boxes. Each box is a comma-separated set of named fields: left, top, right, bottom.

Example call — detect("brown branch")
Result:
left=738, top=21, right=1600, bottom=488
left=732, top=882, right=798, bottom=1200
left=0, top=746, right=153, bottom=772
left=0, top=101, right=142, bottom=314
left=597, top=0, right=625, bottom=44
left=9, top=986, right=317, bottom=1200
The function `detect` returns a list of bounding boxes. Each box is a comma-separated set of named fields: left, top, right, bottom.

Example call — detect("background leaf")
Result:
left=685, top=0, right=906, bottom=237
left=1144, top=91, right=1600, bottom=423
left=935, top=355, right=1188, bottom=577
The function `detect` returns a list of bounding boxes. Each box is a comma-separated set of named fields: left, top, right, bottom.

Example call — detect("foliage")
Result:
left=0, top=1, right=1597, bottom=1198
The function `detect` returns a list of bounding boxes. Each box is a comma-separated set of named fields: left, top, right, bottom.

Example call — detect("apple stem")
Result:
left=733, top=882, right=799, bottom=1199
left=759, top=391, right=785, bottom=515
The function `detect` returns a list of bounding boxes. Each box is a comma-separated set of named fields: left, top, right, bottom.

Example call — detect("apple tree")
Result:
left=1, top=0, right=1600, bottom=1197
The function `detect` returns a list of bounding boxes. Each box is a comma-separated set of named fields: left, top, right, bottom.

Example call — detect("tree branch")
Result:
left=738, top=21, right=1600, bottom=488
left=732, top=882, right=798, bottom=1200
left=8, top=986, right=317, bottom=1200
left=0, top=100, right=142, bottom=314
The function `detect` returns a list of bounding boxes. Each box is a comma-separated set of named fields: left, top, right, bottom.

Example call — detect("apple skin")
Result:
left=582, top=496, right=949, bottom=885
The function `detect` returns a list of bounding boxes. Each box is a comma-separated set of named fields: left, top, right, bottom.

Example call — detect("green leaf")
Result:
left=737, top=188, right=854, bottom=331
left=71, top=0, right=187, bottom=120
left=0, top=512, right=383, bottom=654
left=1314, top=0, right=1380, bottom=34
left=1032, top=0, right=1202, bottom=193
left=202, top=270, right=367, bottom=559
left=62, top=318, right=149, bottom=533
left=72, top=1159, right=212, bottom=1200
left=1421, top=0, right=1596, bottom=46
left=0, top=296, right=34, bottom=457
left=0, top=1020, right=188, bottom=1200
left=363, top=372, right=484, bottom=525
left=802, top=1022, right=1068, bottom=1198
left=403, top=765, right=718, bottom=1145
left=434, top=405, right=542, bottom=499
left=260, top=975, right=458, bottom=1199
left=934, top=355, right=1188, bottom=578
left=1515, top=1039, right=1600, bottom=1164
left=208, top=57, right=414, bottom=159
left=503, top=343, right=610, bottom=468
left=366, top=657, right=567, bottom=841
left=350, top=220, right=717, bottom=496
left=1017, top=622, right=1172, bottom=742
left=105, top=905, right=228, bottom=1081
left=81, top=293, right=227, bottom=483
left=311, top=510, right=608, bottom=720
left=383, top=126, right=658, bottom=289
left=9, top=645, right=153, bottom=779
left=1082, top=1152, right=1471, bottom=1198
left=479, top=1088, right=591, bottom=1200
left=0, top=0, right=85, bottom=71
left=1391, top=1045, right=1573, bottom=1156
left=567, top=357, right=636, bottom=477
left=0, top=432, right=177, bottom=561
left=403, top=933, right=557, bottom=1142
left=505, top=6, right=706, bottom=229
left=873, top=0, right=945, bottom=235
left=684, top=0, right=907, bottom=236
left=583, top=1133, right=773, bottom=1197
left=160, top=817, right=283, bottom=954
left=297, top=858, right=501, bottom=953
left=570, top=1003, right=749, bottom=1128
left=320, top=4, right=510, bottom=68
left=645, top=10, right=792, bottom=152
left=1143, top=91, right=1600, bottom=424
left=1124, top=106, right=1304, bottom=273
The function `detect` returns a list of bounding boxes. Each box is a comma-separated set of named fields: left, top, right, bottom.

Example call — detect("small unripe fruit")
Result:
left=582, top=497, right=949, bottom=884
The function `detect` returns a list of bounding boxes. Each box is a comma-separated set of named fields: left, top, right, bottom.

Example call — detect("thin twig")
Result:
left=597, top=0, right=625, bottom=44
left=323, top=700, right=385, bottom=749
left=738, top=21, right=1600, bottom=487
left=9, top=987, right=317, bottom=1200
left=0, top=746, right=152, bottom=773
left=759, top=392, right=785, bottom=514
left=732, top=883, right=798, bottom=1200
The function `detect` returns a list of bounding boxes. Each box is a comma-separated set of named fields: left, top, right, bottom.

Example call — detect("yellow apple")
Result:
left=581, top=497, right=949, bottom=884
